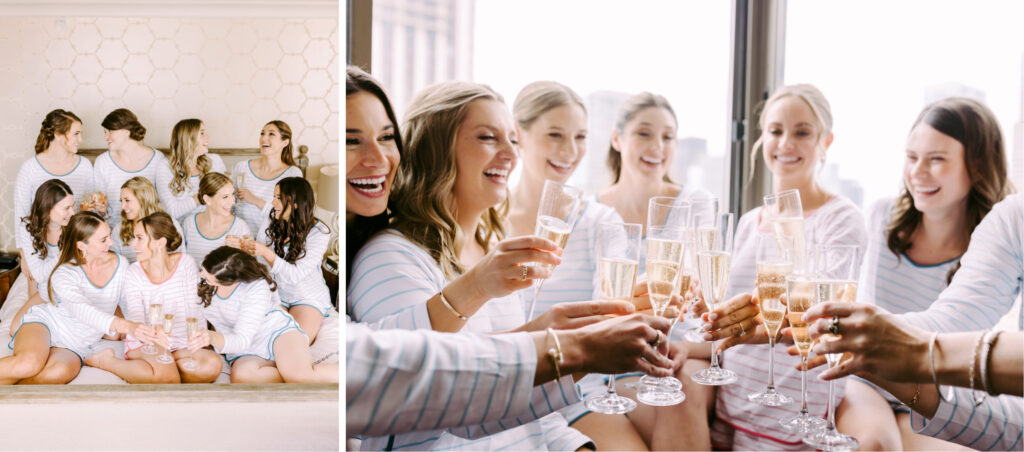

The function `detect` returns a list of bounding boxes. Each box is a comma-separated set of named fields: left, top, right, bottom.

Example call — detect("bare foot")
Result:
left=84, top=349, right=115, bottom=370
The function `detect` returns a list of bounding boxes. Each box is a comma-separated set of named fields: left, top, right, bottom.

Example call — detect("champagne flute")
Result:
left=691, top=212, right=737, bottom=386
left=525, top=180, right=584, bottom=320
left=584, top=221, right=642, bottom=415
left=747, top=232, right=795, bottom=406
left=142, top=298, right=163, bottom=355
left=779, top=272, right=827, bottom=432
left=156, top=313, right=175, bottom=365
left=803, top=244, right=860, bottom=451
left=764, top=189, right=807, bottom=273
left=181, top=303, right=200, bottom=372
left=679, top=197, right=719, bottom=342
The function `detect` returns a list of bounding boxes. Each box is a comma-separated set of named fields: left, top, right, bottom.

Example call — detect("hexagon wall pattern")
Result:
left=0, top=16, right=338, bottom=251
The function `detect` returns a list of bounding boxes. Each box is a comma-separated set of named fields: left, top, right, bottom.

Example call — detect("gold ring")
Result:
left=739, top=322, right=746, bottom=336
left=829, top=315, right=840, bottom=336
left=652, top=331, right=664, bottom=347
left=520, top=265, right=529, bottom=281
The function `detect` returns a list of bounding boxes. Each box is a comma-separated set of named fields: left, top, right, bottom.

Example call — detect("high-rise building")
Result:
left=371, top=0, right=474, bottom=117
left=572, top=90, right=631, bottom=194
left=923, top=81, right=986, bottom=105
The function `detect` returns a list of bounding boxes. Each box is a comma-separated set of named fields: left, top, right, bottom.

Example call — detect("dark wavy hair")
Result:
left=266, top=177, right=325, bottom=264
left=198, top=246, right=277, bottom=307
left=887, top=97, right=1014, bottom=283
left=35, top=109, right=82, bottom=154
left=101, top=108, right=147, bottom=141
left=346, top=65, right=403, bottom=281
left=21, top=179, right=73, bottom=259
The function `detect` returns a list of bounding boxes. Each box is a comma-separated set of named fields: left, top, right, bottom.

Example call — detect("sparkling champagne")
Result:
left=695, top=227, right=717, bottom=251
left=756, top=262, right=791, bottom=338
left=771, top=216, right=807, bottom=271
left=598, top=257, right=638, bottom=301
left=148, top=303, right=163, bottom=326
left=787, top=277, right=815, bottom=356
left=815, top=279, right=858, bottom=364
left=696, top=251, right=731, bottom=311
left=534, top=215, right=571, bottom=270
left=163, top=314, right=174, bottom=335
left=186, top=317, right=199, bottom=337
left=646, top=238, right=685, bottom=311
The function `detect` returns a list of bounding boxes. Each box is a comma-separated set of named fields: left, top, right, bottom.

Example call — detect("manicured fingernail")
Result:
left=702, top=333, right=713, bottom=341
left=708, top=313, right=718, bottom=321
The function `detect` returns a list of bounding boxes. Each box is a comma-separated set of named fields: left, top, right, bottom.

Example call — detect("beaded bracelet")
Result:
left=546, top=328, right=563, bottom=382
left=438, top=290, right=469, bottom=321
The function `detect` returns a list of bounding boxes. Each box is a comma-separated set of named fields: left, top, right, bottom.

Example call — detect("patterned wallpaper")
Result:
left=0, top=15, right=338, bottom=251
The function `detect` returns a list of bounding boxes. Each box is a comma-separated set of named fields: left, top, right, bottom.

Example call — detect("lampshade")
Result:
left=316, top=164, right=339, bottom=212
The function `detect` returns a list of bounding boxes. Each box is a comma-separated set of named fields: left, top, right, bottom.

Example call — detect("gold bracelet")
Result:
left=438, top=290, right=468, bottom=321
left=546, top=328, right=563, bottom=382
left=969, top=331, right=988, bottom=406
left=907, top=383, right=921, bottom=409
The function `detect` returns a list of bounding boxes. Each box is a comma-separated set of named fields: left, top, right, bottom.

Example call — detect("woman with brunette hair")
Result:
left=348, top=81, right=605, bottom=451
left=15, top=109, right=95, bottom=278
left=345, top=66, right=401, bottom=283
left=189, top=246, right=337, bottom=383
left=93, top=108, right=167, bottom=228
left=0, top=212, right=153, bottom=384
left=232, top=177, right=331, bottom=342
left=156, top=118, right=226, bottom=222
left=113, top=177, right=185, bottom=263
left=10, top=179, right=75, bottom=334
left=181, top=172, right=250, bottom=267
left=85, top=212, right=221, bottom=384
left=837, top=97, right=1014, bottom=449
left=232, top=120, right=303, bottom=233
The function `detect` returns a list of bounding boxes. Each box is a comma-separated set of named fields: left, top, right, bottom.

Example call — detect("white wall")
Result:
left=0, top=8, right=338, bottom=250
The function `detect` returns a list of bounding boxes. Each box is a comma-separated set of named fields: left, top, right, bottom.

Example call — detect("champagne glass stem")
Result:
left=606, top=374, right=618, bottom=396
left=826, top=377, right=837, bottom=433
left=527, top=280, right=546, bottom=321
left=767, top=335, right=776, bottom=390
left=800, top=354, right=809, bottom=415
left=708, top=325, right=720, bottom=370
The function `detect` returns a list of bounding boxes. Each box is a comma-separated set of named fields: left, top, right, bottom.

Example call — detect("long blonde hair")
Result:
left=391, top=81, right=507, bottom=280
left=119, top=177, right=163, bottom=246
left=47, top=211, right=106, bottom=304
left=168, top=119, right=212, bottom=195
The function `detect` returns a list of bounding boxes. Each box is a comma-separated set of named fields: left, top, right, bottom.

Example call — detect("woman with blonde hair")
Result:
left=348, top=81, right=617, bottom=451
left=85, top=212, right=221, bottom=384
left=182, top=172, right=250, bottom=267
left=93, top=108, right=167, bottom=229
left=156, top=118, right=226, bottom=222
left=0, top=212, right=154, bottom=384
left=232, top=120, right=304, bottom=233
left=113, top=176, right=185, bottom=263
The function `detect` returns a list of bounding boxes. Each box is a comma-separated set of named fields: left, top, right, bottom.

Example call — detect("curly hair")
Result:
left=197, top=246, right=276, bottom=307
left=266, top=177, right=325, bottom=263
left=118, top=177, right=163, bottom=247
left=101, top=108, right=147, bottom=141
left=35, top=109, right=82, bottom=154
left=21, top=179, right=73, bottom=260
left=168, top=119, right=212, bottom=195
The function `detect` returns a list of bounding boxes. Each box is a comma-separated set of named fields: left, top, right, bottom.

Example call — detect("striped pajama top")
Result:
left=181, top=213, right=251, bottom=268
left=154, top=154, right=227, bottom=223
left=92, top=148, right=166, bottom=230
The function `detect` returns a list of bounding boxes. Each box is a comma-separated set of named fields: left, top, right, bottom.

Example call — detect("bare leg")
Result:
left=288, top=305, right=323, bottom=344
left=9, top=294, right=46, bottom=337
left=273, top=330, right=338, bottom=383
left=85, top=348, right=181, bottom=384
left=572, top=409, right=649, bottom=451
left=895, top=412, right=972, bottom=450
left=613, top=358, right=714, bottom=451
left=836, top=379, right=902, bottom=450
left=0, top=323, right=51, bottom=385
left=18, top=347, right=81, bottom=384
left=230, top=355, right=284, bottom=383
left=173, top=348, right=222, bottom=383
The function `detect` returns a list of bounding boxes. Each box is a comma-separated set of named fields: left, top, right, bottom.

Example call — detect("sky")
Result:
left=472, top=0, right=1024, bottom=210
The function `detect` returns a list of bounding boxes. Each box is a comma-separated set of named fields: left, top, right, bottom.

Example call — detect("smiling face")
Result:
left=612, top=107, right=677, bottom=182
left=904, top=123, right=972, bottom=216
left=204, top=182, right=236, bottom=216
left=50, top=194, right=75, bottom=227
left=260, top=123, right=289, bottom=158
left=103, top=128, right=131, bottom=151
left=760, top=95, right=830, bottom=184
left=194, top=124, right=210, bottom=158
left=271, top=185, right=291, bottom=221
left=78, top=221, right=112, bottom=259
left=63, top=121, right=83, bottom=154
left=346, top=91, right=401, bottom=217
left=519, top=104, right=587, bottom=184
left=120, top=187, right=141, bottom=220
left=452, top=98, right=518, bottom=216
left=130, top=221, right=156, bottom=263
